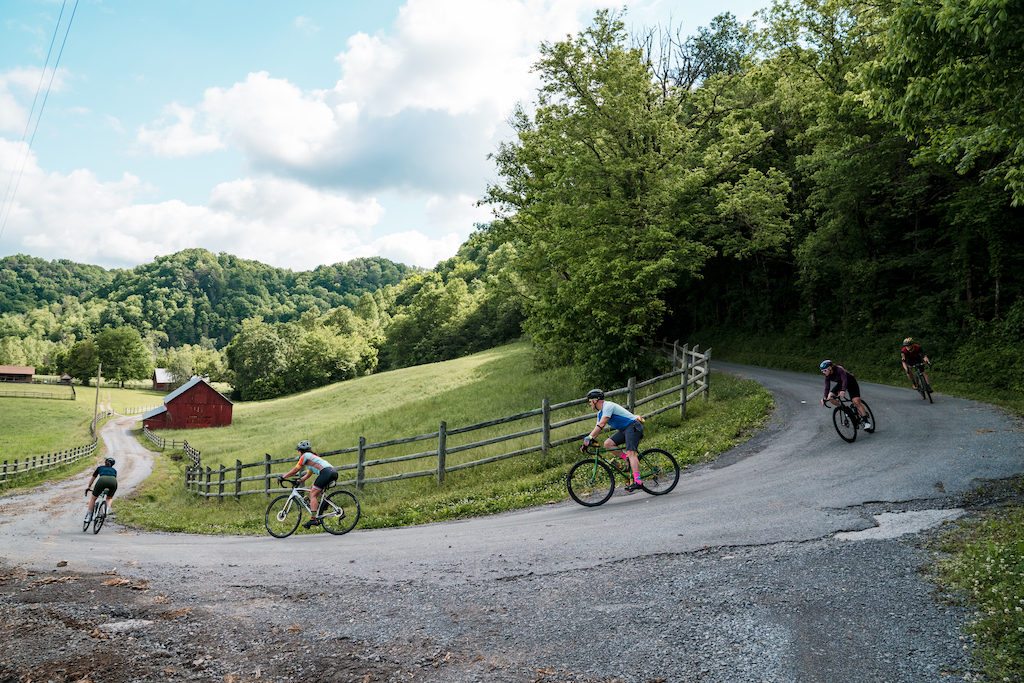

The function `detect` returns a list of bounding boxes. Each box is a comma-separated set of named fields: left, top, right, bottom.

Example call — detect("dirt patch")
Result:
left=0, top=564, right=410, bottom=683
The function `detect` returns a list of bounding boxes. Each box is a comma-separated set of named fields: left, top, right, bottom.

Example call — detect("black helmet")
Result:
left=296, top=440, right=312, bottom=452
left=587, top=389, right=604, bottom=401
left=105, top=457, right=115, bottom=466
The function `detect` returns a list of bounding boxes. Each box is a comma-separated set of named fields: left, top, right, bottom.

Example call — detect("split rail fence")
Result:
left=173, top=344, right=711, bottom=503
left=1, top=440, right=98, bottom=486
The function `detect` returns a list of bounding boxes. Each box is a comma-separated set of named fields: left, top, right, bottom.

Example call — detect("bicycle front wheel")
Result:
left=92, top=501, right=107, bottom=534
left=832, top=406, right=857, bottom=442
left=638, top=448, right=679, bottom=495
left=922, top=375, right=933, bottom=403
left=916, top=370, right=927, bottom=400
left=567, top=459, right=615, bottom=507
left=321, top=490, right=360, bottom=535
left=265, top=494, right=301, bottom=538
left=860, top=400, right=876, bottom=433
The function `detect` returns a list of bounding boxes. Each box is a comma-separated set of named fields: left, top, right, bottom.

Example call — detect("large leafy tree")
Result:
left=483, top=10, right=789, bottom=384
left=95, top=327, right=153, bottom=388
left=864, top=0, right=1024, bottom=204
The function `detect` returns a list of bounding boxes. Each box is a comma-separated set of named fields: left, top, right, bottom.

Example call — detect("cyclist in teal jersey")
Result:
left=85, top=457, right=118, bottom=524
left=278, top=441, right=338, bottom=528
left=581, top=389, right=646, bottom=491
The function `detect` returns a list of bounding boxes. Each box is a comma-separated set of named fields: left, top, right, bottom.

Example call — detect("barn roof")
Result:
left=153, top=368, right=173, bottom=383
left=0, top=365, right=35, bottom=375
left=140, top=405, right=167, bottom=420
left=163, top=376, right=233, bottom=405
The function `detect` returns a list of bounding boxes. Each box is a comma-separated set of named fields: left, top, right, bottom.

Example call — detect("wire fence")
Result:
left=173, top=343, right=711, bottom=502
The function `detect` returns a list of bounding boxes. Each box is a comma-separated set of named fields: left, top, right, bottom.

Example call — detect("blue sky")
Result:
left=1, top=0, right=768, bottom=271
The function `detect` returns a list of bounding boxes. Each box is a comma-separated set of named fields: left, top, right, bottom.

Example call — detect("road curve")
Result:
left=3, top=365, right=1021, bottom=582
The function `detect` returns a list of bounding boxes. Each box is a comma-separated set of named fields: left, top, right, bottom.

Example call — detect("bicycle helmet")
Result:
left=903, top=337, right=914, bottom=345
left=819, top=360, right=832, bottom=372
left=295, top=440, right=312, bottom=452
left=586, top=389, right=604, bottom=401
left=104, top=457, right=115, bottom=466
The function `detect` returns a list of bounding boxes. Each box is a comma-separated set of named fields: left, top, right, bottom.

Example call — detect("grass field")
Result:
left=116, top=342, right=774, bottom=533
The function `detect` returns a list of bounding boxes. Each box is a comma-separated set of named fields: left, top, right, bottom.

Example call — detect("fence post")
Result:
left=437, top=421, right=447, bottom=486
left=205, top=466, right=212, bottom=498
left=235, top=460, right=242, bottom=501
left=673, top=340, right=680, bottom=370
left=218, top=465, right=225, bottom=504
left=628, top=376, right=636, bottom=413
left=704, top=347, right=712, bottom=402
left=356, top=437, right=366, bottom=490
left=681, top=343, right=690, bottom=419
left=542, top=397, right=551, bottom=459
left=265, top=453, right=271, bottom=498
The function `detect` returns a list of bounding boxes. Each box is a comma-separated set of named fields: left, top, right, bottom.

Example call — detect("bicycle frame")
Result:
left=581, top=444, right=658, bottom=483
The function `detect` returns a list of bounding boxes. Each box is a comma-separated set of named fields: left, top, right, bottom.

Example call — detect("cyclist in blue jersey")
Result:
left=84, top=457, right=118, bottom=524
left=581, top=389, right=645, bottom=491
left=820, top=360, right=872, bottom=431
left=278, top=441, right=338, bottom=528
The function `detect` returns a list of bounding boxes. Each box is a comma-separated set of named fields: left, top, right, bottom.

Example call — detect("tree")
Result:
left=483, top=10, right=788, bottom=384
left=95, top=327, right=152, bottom=388
left=864, top=0, right=1024, bottom=205
left=64, top=339, right=99, bottom=386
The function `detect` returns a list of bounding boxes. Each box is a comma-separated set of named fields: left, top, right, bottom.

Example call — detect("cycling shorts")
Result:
left=610, top=420, right=644, bottom=452
left=838, top=377, right=862, bottom=399
left=93, top=475, right=118, bottom=497
left=311, top=467, right=338, bottom=492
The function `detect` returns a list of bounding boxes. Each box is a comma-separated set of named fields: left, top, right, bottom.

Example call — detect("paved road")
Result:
left=2, top=365, right=1022, bottom=682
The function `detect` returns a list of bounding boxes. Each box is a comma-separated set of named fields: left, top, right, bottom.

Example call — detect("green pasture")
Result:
left=117, top=342, right=773, bottom=534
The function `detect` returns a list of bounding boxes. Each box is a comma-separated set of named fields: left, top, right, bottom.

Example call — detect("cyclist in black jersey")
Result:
left=820, top=360, right=872, bottom=431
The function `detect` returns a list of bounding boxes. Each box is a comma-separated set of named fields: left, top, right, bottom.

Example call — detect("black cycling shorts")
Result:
left=610, top=420, right=644, bottom=452
left=93, top=475, right=117, bottom=497
left=312, top=467, right=338, bottom=491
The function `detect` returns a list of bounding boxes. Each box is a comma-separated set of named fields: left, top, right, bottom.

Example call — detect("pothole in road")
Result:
left=834, top=509, right=964, bottom=541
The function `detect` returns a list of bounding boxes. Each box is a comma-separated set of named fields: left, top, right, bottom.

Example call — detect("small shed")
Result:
left=142, top=376, right=233, bottom=430
left=0, top=365, right=35, bottom=383
left=59, top=373, right=72, bottom=385
left=152, top=368, right=173, bottom=391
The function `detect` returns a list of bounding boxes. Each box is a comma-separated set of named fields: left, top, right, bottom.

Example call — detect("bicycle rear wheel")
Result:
left=321, top=490, right=360, bottom=535
left=567, top=459, right=614, bottom=507
left=92, top=501, right=107, bottom=534
left=832, top=406, right=857, bottom=442
left=638, top=448, right=679, bottom=495
left=860, top=400, right=875, bottom=433
left=265, top=494, right=301, bottom=538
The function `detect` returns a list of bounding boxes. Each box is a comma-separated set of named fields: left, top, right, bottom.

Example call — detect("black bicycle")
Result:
left=910, top=362, right=933, bottom=403
left=567, top=443, right=680, bottom=506
left=825, top=394, right=875, bottom=443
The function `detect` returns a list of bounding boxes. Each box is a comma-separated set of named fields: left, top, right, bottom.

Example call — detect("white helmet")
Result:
left=295, top=440, right=312, bottom=452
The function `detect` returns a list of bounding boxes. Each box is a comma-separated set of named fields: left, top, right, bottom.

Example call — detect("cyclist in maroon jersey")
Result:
left=900, top=337, right=932, bottom=394
left=820, top=360, right=873, bottom=432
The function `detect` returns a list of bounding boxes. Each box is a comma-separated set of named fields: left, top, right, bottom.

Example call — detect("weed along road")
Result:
left=2, top=365, right=1023, bottom=683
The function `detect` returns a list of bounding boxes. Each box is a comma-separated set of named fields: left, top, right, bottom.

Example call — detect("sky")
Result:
left=0, top=0, right=768, bottom=272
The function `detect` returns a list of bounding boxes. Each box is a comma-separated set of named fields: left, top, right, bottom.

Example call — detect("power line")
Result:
left=0, top=0, right=80, bottom=244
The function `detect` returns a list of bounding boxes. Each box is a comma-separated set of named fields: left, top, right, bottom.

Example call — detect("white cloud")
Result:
left=0, top=66, right=66, bottom=133
left=0, top=138, right=455, bottom=270
left=135, top=102, right=225, bottom=157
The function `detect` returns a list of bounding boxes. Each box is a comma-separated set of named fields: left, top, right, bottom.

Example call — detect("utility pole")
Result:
left=93, top=363, right=102, bottom=424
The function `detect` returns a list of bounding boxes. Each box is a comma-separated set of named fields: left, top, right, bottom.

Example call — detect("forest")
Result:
left=0, top=0, right=1021, bottom=396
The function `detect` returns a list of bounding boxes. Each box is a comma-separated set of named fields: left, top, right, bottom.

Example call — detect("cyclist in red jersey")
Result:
left=278, top=441, right=338, bottom=528
left=900, top=337, right=932, bottom=394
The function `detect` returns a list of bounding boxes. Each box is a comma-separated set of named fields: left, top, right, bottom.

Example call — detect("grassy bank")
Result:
left=116, top=343, right=773, bottom=533
left=690, top=330, right=1024, bottom=682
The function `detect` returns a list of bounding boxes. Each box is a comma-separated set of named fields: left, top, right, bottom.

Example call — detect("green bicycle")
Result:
left=567, top=443, right=680, bottom=507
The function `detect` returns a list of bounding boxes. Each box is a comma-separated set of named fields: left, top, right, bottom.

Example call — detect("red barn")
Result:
left=141, top=376, right=233, bottom=430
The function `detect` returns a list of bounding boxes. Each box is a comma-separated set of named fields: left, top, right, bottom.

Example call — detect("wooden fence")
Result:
left=1, top=440, right=98, bottom=486
left=176, top=343, right=711, bottom=502
left=0, top=382, right=76, bottom=400
left=125, top=405, right=160, bottom=415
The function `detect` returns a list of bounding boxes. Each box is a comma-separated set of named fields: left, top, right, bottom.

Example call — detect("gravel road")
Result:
left=2, top=364, right=1023, bottom=683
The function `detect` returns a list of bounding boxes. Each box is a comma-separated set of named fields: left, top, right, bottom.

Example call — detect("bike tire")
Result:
left=922, top=377, right=933, bottom=403
left=92, top=501, right=107, bottom=534
left=638, top=448, right=679, bottom=495
left=321, top=490, right=360, bottom=535
left=567, top=458, right=615, bottom=507
left=916, top=370, right=927, bottom=400
left=832, top=406, right=857, bottom=442
left=265, top=494, right=301, bottom=538
left=83, top=507, right=91, bottom=533
left=860, top=400, right=876, bottom=433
